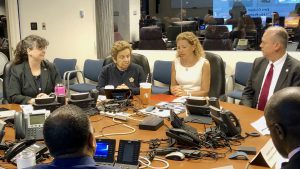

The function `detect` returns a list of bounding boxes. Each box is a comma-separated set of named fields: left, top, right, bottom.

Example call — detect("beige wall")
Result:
left=18, top=0, right=97, bottom=70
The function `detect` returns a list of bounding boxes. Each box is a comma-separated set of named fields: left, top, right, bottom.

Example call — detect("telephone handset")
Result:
left=220, top=110, right=241, bottom=137
left=4, top=139, right=48, bottom=164
left=210, top=107, right=241, bottom=137
left=4, top=139, right=35, bottom=162
left=14, top=109, right=50, bottom=140
left=166, top=128, right=201, bottom=147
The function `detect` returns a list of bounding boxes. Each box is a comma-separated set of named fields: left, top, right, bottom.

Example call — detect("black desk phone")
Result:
left=4, top=139, right=48, bottom=165
left=166, top=110, right=201, bottom=147
left=210, top=106, right=242, bottom=137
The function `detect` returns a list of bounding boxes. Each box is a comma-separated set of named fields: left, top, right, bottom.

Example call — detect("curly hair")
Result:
left=176, top=32, right=205, bottom=59
left=13, top=35, right=49, bottom=65
left=111, top=40, right=132, bottom=60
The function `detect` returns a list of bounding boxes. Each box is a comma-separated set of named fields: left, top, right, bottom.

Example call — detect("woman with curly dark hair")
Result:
left=7, top=35, right=61, bottom=104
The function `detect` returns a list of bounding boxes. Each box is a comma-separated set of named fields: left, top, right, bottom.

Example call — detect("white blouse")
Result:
left=174, top=56, right=206, bottom=92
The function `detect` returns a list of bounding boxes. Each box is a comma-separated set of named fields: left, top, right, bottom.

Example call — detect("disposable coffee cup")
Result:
left=140, top=83, right=152, bottom=105
left=16, top=150, right=36, bottom=169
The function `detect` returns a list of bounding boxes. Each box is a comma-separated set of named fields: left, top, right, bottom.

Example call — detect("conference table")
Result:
left=0, top=95, right=272, bottom=169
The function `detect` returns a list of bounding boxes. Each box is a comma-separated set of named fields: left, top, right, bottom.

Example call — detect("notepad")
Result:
left=0, top=110, right=16, bottom=118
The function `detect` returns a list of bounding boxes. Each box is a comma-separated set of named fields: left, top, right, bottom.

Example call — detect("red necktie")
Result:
left=257, top=64, right=274, bottom=111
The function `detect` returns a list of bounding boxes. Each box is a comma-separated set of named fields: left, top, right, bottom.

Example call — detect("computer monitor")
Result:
left=205, top=24, right=233, bottom=32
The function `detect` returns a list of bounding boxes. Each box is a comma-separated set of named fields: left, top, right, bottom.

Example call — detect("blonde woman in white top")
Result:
left=171, top=32, right=211, bottom=97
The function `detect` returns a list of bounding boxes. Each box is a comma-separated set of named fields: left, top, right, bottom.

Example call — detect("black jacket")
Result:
left=97, top=63, right=146, bottom=95
left=241, top=54, right=300, bottom=108
left=7, top=60, right=61, bottom=104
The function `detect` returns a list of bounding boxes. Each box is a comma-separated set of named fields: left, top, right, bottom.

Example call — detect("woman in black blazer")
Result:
left=7, top=35, right=61, bottom=104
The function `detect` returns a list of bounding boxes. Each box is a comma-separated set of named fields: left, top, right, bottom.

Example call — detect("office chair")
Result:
left=203, top=25, right=233, bottom=50
left=227, top=62, right=252, bottom=103
left=2, top=62, right=13, bottom=104
left=152, top=60, right=172, bottom=94
left=103, top=53, right=151, bottom=80
left=205, top=52, right=226, bottom=99
left=53, top=58, right=77, bottom=85
left=66, top=59, right=104, bottom=96
left=139, top=26, right=166, bottom=50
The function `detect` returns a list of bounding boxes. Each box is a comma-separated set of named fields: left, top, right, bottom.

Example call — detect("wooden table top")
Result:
left=0, top=95, right=271, bottom=169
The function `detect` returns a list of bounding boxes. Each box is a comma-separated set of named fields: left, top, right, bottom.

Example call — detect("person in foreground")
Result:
left=7, top=35, right=61, bottom=104
left=170, top=32, right=211, bottom=97
left=264, top=87, right=300, bottom=169
left=97, top=40, right=146, bottom=95
left=28, top=104, right=116, bottom=169
left=240, top=26, right=300, bottom=110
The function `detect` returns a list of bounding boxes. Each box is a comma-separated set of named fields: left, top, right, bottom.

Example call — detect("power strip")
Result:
left=100, top=111, right=129, bottom=121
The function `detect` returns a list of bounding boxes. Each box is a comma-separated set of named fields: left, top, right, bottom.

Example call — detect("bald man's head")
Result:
left=265, top=87, right=300, bottom=158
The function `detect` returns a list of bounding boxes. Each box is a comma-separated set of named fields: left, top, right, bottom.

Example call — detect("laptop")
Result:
left=104, top=89, right=132, bottom=100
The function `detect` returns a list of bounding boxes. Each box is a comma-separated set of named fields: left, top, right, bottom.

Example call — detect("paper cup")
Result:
left=140, top=83, right=152, bottom=105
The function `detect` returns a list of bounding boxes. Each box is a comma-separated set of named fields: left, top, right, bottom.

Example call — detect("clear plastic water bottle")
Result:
left=16, top=149, right=36, bottom=169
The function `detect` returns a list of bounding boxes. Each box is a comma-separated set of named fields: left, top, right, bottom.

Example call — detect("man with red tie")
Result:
left=264, top=87, right=300, bottom=169
left=241, top=26, right=300, bottom=110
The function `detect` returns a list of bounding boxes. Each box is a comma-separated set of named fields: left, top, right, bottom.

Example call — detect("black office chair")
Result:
left=2, top=61, right=13, bottom=104
left=205, top=52, right=226, bottom=99
left=103, top=53, right=151, bottom=80
left=203, top=25, right=233, bottom=50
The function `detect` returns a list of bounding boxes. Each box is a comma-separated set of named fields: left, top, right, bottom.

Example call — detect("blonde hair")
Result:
left=176, top=32, right=204, bottom=58
left=111, top=41, right=132, bottom=60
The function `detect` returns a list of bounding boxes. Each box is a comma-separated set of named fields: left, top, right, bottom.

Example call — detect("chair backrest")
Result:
left=152, top=60, right=172, bottom=85
left=205, top=52, right=225, bottom=98
left=83, top=59, right=104, bottom=82
left=139, top=26, right=166, bottom=50
left=235, top=62, right=252, bottom=86
left=103, top=53, right=151, bottom=79
left=203, top=25, right=233, bottom=50
left=3, top=61, right=13, bottom=103
left=53, top=58, right=77, bottom=80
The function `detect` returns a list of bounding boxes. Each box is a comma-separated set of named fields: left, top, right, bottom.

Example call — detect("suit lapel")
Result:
left=24, top=62, right=37, bottom=91
left=40, top=61, right=49, bottom=92
left=255, top=59, right=269, bottom=97
left=274, top=55, right=291, bottom=92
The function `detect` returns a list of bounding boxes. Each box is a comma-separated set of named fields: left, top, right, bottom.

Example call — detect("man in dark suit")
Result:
left=265, top=87, right=300, bottom=169
left=241, top=26, right=300, bottom=110
left=28, top=105, right=117, bottom=169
